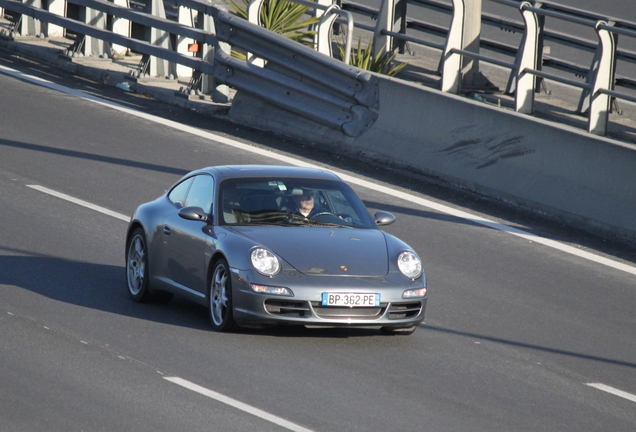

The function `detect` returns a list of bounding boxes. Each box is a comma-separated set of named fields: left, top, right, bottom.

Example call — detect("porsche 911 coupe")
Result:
left=125, top=165, right=427, bottom=335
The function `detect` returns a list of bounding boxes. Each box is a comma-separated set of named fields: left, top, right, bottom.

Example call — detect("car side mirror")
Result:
left=374, top=211, right=396, bottom=226
left=178, top=206, right=209, bottom=222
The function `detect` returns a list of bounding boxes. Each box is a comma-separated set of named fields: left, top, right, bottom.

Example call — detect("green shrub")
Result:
left=338, top=38, right=406, bottom=77
left=226, top=0, right=318, bottom=45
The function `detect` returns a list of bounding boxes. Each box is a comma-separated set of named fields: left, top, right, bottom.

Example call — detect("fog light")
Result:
left=402, top=288, right=427, bottom=298
left=250, top=284, right=293, bottom=296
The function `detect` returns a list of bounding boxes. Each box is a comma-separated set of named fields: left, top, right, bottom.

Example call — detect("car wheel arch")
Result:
left=125, top=223, right=155, bottom=285
left=126, top=222, right=145, bottom=247
left=206, top=252, right=228, bottom=296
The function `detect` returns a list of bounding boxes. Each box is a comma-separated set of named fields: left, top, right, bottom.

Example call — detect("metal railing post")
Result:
left=246, top=0, right=264, bottom=66
left=19, top=0, right=42, bottom=36
left=176, top=4, right=195, bottom=78
left=441, top=0, right=465, bottom=92
left=201, top=6, right=231, bottom=102
left=460, top=0, right=482, bottom=88
left=143, top=0, right=175, bottom=77
left=79, top=2, right=108, bottom=56
left=111, top=0, right=130, bottom=56
left=395, top=0, right=407, bottom=54
left=515, top=1, right=539, bottom=114
left=313, top=0, right=333, bottom=56
left=315, top=3, right=339, bottom=59
left=373, top=0, right=395, bottom=59
left=247, top=0, right=261, bottom=24
left=46, top=0, right=64, bottom=36
left=588, top=22, right=616, bottom=136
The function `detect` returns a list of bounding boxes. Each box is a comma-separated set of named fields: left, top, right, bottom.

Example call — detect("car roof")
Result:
left=191, top=165, right=342, bottom=182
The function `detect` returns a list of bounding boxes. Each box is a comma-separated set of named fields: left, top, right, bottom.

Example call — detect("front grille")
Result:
left=387, top=302, right=422, bottom=320
left=311, top=302, right=386, bottom=319
left=264, top=300, right=310, bottom=318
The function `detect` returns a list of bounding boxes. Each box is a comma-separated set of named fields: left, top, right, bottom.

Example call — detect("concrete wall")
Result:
left=229, top=74, right=636, bottom=242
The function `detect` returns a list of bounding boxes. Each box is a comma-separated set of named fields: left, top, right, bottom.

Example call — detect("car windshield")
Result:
left=219, top=177, right=376, bottom=228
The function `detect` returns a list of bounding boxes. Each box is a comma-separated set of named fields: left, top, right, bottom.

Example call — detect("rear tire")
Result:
left=126, top=228, right=173, bottom=303
left=209, top=258, right=237, bottom=332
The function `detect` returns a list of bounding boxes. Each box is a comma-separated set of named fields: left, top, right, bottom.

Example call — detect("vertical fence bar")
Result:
left=588, top=22, right=616, bottom=135
left=111, top=0, right=130, bottom=56
left=515, top=2, right=539, bottom=114
left=46, top=0, right=64, bottom=36
left=374, top=0, right=396, bottom=58
left=246, top=0, right=264, bottom=66
left=395, top=0, right=407, bottom=54
left=460, top=0, right=482, bottom=88
left=441, top=0, right=465, bottom=92
left=176, top=4, right=195, bottom=78
left=200, top=6, right=231, bottom=101
left=82, top=5, right=108, bottom=56
left=314, top=1, right=338, bottom=58
left=576, top=20, right=617, bottom=115
left=20, top=0, right=42, bottom=36
left=441, top=0, right=486, bottom=92
left=144, top=0, right=175, bottom=77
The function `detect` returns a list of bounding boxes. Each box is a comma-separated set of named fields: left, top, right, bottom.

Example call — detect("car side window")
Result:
left=185, top=175, right=214, bottom=213
left=168, top=177, right=194, bottom=208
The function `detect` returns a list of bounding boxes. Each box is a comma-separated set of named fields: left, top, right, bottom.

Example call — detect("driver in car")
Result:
left=291, top=189, right=322, bottom=217
left=288, top=188, right=348, bottom=225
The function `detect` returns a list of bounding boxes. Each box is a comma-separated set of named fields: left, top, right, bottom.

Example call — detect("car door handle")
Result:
left=163, top=225, right=171, bottom=235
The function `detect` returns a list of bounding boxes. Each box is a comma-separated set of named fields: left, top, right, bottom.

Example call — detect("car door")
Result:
left=161, top=174, right=215, bottom=296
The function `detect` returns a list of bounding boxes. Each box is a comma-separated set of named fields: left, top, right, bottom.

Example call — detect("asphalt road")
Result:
left=1, top=54, right=635, bottom=431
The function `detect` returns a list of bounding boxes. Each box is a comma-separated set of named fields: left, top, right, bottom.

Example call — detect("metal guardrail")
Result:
left=0, top=0, right=379, bottom=137
left=214, top=10, right=378, bottom=136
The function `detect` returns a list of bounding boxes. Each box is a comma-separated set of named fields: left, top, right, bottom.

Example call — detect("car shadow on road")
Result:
left=422, top=324, right=636, bottom=369
left=363, top=199, right=500, bottom=229
left=0, top=138, right=190, bottom=176
left=0, top=249, right=211, bottom=331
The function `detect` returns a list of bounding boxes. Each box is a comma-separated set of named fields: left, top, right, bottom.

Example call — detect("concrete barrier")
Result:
left=229, top=74, right=636, bottom=242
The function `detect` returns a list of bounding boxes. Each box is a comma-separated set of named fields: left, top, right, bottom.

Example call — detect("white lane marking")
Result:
left=3, top=65, right=635, bottom=276
left=26, top=185, right=129, bottom=222
left=586, top=383, right=636, bottom=403
left=164, top=377, right=316, bottom=432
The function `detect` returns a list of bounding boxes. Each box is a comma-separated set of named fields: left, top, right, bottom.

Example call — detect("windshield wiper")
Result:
left=305, top=220, right=353, bottom=228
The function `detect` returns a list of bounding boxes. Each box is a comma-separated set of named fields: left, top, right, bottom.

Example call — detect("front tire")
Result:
left=126, top=228, right=172, bottom=303
left=209, top=258, right=237, bottom=332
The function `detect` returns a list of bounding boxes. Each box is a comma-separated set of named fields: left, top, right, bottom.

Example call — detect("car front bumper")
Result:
left=231, top=269, right=427, bottom=328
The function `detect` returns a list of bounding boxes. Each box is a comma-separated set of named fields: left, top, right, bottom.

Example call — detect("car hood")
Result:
left=230, top=227, right=389, bottom=276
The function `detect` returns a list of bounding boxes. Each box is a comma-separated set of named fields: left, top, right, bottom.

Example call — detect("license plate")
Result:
left=321, top=293, right=380, bottom=307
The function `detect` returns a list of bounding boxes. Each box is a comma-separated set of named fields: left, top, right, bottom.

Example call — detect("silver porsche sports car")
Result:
left=125, top=165, right=427, bottom=335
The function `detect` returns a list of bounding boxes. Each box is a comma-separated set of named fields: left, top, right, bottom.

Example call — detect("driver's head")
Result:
left=293, top=189, right=315, bottom=212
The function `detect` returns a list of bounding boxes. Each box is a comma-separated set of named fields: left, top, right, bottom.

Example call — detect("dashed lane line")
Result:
left=26, top=185, right=129, bottom=222
left=164, top=377, right=317, bottom=432
left=587, top=383, right=636, bottom=404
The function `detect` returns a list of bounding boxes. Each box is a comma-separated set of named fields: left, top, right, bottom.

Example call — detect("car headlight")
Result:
left=251, top=248, right=281, bottom=276
left=397, top=251, right=422, bottom=279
